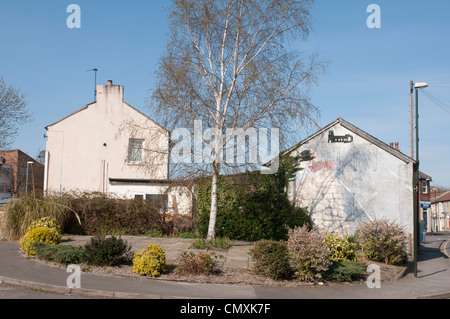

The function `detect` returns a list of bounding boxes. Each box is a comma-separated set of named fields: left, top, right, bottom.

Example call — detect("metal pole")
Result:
left=413, top=87, right=420, bottom=278
left=410, top=81, right=414, bottom=159
left=25, top=163, right=29, bottom=194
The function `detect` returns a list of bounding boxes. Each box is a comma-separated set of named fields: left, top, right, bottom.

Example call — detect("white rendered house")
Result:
left=44, top=81, right=191, bottom=216
left=285, top=118, right=415, bottom=240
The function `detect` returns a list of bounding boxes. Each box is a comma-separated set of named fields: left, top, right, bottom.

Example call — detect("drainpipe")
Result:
left=43, top=151, right=49, bottom=196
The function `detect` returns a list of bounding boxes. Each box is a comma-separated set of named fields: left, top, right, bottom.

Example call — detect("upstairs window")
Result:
left=422, top=181, right=428, bottom=194
left=128, top=139, right=144, bottom=164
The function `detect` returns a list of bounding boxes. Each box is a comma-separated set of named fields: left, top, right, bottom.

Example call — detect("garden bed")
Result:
left=31, top=257, right=408, bottom=288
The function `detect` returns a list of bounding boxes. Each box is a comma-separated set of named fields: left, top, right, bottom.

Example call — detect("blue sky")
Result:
left=1, top=0, right=450, bottom=187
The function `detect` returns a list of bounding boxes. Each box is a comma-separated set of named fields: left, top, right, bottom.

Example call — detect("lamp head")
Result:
left=414, top=82, right=428, bottom=89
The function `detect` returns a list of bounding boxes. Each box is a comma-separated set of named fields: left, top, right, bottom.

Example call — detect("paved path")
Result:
left=0, top=233, right=449, bottom=299
left=61, top=235, right=255, bottom=269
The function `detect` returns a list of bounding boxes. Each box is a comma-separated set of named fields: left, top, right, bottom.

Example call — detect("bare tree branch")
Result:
left=0, top=76, right=31, bottom=149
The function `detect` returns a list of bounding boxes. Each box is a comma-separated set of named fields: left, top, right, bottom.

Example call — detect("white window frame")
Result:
left=422, top=180, right=428, bottom=194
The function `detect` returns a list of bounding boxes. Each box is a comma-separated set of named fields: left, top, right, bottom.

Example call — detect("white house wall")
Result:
left=45, top=84, right=169, bottom=195
left=288, top=122, right=414, bottom=237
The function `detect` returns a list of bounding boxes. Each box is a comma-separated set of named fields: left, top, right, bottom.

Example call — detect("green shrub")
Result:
left=357, top=219, right=408, bottom=265
left=33, top=243, right=87, bottom=265
left=176, top=250, right=220, bottom=276
left=195, top=177, right=311, bottom=242
left=250, top=240, right=292, bottom=280
left=287, top=225, right=332, bottom=282
left=144, top=228, right=164, bottom=238
left=19, top=226, right=62, bottom=256
left=323, top=261, right=367, bottom=282
left=83, top=235, right=133, bottom=266
left=132, top=244, right=168, bottom=277
left=325, top=234, right=358, bottom=262
left=179, top=232, right=197, bottom=238
left=192, top=237, right=230, bottom=250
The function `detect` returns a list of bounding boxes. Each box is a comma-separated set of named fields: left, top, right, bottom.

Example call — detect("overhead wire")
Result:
left=421, top=90, right=450, bottom=115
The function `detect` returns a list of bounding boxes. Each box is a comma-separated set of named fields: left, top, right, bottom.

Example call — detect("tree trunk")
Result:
left=207, top=162, right=220, bottom=240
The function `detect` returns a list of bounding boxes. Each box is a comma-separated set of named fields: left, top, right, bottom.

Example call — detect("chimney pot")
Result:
left=107, top=80, right=113, bottom=86
left=395, top=142, right=399, bottom=150
left=390, top=143, right=394, bottom=148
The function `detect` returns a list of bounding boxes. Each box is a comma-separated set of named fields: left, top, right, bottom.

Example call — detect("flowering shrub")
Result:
left=176, top=250, right=220, bottom=276
left=19, top=226, right=62, bottom=256
left=250, top=240, right=292, bottom=280
left=325, top=234, right=358, bottom=262
left=26, top=217, right=60, bottom=233
left=287, top=225, right=332, bottom=282
left=132, top=244, right=168, bottom=277
left=357, top=219, right=408, bottom=265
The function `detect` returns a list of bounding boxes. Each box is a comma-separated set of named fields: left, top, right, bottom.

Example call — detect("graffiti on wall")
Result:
left=310, top=160, right=335, bottom=174
left=328, top=131, right=353, bottom=143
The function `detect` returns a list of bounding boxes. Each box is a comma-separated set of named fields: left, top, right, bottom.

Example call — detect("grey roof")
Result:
left=282, top=117, right=415, bottom=164
left=419, top=171, right=432, bottom=181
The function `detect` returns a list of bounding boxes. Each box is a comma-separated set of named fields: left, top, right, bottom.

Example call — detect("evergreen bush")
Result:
left=83, top=235, right=133, bottom=266
left=33, top=242, right=87, bottom=265
left=322, top=260, right=367, bottom=282
left=195, top=156, right=312, bottom=241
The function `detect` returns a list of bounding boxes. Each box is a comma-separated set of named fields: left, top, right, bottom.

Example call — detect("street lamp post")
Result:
left=413, top=81, right=428, bottom=278
left=25, top=161, right=34, bottom=194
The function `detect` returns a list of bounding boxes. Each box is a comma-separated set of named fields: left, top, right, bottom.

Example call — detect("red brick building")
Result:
left=0, top=150, right=44, bottom=204
left=418, top=171, right=432, bottom=229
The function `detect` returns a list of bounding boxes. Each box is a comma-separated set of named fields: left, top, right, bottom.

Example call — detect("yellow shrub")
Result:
left=26, top=217, right=60, bottom=233
left=324, top=234, right=358, bottom=262
left=132, top=244, right=168, bottom=277
left=19, top=226, right=62, bottom=256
